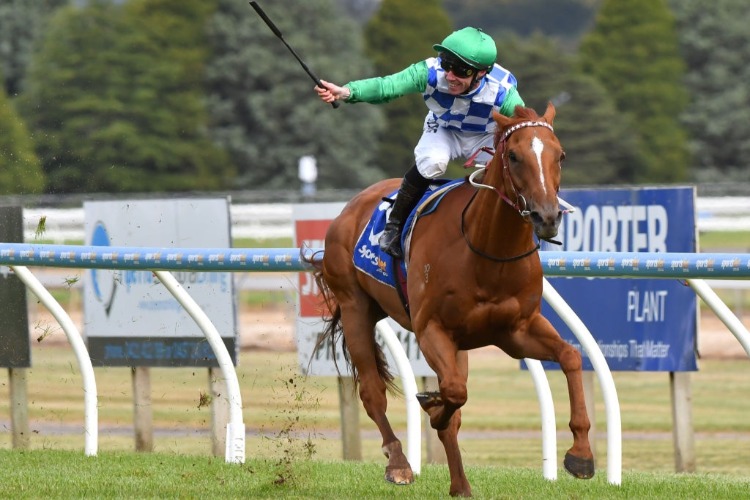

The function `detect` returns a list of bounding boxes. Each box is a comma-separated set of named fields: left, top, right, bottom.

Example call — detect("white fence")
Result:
left=696, top=196, right=750, bottom=231
left=7, top=244, right=750, bottom=483
left=2, top=244, right=626, bottom=484
left=21, top=197, right=750, bottom=244
left=22, top=204, right=293, bottom=243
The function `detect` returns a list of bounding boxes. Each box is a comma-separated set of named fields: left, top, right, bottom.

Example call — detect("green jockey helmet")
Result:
left=433, top=27, right=497, bottom=71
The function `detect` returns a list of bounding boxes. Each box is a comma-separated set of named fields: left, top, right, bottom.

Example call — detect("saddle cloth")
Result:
left=352, top=178, right=464, bottom=289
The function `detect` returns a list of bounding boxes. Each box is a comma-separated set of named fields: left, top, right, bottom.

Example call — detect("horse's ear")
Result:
left=493, top=109, right=513, bottom=129
left=543, top=101, right=556, bottom=125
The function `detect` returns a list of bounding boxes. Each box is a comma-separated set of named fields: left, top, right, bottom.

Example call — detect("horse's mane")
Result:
left=493, top=105, right=543, bottom=147
left=513, top=105, right=540, bottom=121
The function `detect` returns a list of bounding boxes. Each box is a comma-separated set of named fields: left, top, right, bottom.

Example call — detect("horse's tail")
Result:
left=301, top=247, right=398, bottom=394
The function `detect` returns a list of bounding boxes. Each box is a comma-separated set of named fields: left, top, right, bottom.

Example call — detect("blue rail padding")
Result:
left=1, top=244, right=750, bottom=278
left=540, top=251, right=750, bottom=278
left=0, top=244, right=323, bottom=272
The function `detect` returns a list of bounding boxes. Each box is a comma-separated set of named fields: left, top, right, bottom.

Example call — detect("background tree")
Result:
left=444, top=0, right=600, bottom=52
left=578, top=0, right=690, bottom=183
left=363, top=0, right=452, bottom=178
left=669, top=0, right=750, bottom=183
left=0, top=74, right=45, bottom=194
left=205, top=0, right=385, bottom=190
left=336, top=0, right=381, bottom=24
left=489, top=33, right=643, bottom=186
left=0, top=0, right=69, bottom=96
left=19, top=0, right=232, bottom=194
left=7, top=0, right=746, bottom=195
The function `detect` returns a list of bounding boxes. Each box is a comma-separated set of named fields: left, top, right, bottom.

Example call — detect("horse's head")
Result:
left=490, top=102, right=564, bottom=240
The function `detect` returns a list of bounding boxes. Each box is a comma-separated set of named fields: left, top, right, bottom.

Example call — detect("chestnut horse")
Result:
left=309, top=103, right=594, bottom=497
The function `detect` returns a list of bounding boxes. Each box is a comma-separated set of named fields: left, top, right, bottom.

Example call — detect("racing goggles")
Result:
left=439, top=53, right=477, bottom=78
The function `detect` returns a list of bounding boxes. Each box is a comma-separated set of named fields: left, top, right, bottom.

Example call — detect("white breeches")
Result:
left=413, top=114, right=495, bottom=179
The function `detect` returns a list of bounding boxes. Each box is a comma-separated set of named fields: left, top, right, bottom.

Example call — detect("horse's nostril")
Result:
left=531, top=210, right=562, bottom=240
left=531, top=210, right=562, bottom=227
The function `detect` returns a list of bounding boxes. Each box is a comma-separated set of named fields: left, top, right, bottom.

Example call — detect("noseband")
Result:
left=462, top=120, right=557, bottom=262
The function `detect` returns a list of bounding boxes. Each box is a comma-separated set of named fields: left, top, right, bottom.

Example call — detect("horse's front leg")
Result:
left=521, top=315, right=595, bottom=479
left=557, top=336, right=596, bottom=478
left=417, top=337, right=468, bottom=430
left=417, top=340, right=472, bottom=497
left=437, top=405, right=471, bottom=497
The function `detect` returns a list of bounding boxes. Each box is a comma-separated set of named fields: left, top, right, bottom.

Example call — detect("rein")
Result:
left=460, top=190, right=541, bottom=263
left=461, top=120, right=557, bottom=262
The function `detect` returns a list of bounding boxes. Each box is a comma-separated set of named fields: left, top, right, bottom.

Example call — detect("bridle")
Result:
left=467, top=120, right=555, bottom=216
left=461, top=120, right=560, bottom=263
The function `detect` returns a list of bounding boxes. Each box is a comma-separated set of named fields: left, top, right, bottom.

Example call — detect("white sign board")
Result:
left=293, top=203, right=435, bottom=377
left=83, top=199, right=237, bottom=367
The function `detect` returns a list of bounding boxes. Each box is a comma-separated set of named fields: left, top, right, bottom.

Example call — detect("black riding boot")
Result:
left=379, top=165, right=431, bottom=259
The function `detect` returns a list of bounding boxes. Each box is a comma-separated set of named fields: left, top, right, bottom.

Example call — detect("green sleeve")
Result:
left=497, top=85, right=525, bottom=117
left=344, top=61, right=428, bottom=104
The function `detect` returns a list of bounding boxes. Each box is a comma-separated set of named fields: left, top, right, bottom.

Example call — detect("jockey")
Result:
left=316, top=27, right=525, bottom=259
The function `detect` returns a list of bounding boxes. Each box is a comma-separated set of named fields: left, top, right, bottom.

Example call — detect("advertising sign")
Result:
left=540, top=187, right=698, bottom=371
left=83, top=199, right=237, bottom=367
left=294, top=203, right=436, bottom=377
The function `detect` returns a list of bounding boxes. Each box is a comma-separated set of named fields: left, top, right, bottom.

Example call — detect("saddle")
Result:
left=352, top=178, right=464, bottom=314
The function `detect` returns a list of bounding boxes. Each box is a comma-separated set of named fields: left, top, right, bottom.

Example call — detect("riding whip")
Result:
left=249, top=1, right=339, bottom=109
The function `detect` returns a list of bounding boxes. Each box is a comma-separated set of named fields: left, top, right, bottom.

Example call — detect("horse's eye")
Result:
left=508, top=151, right=518, bottom=162
left=560, top=151, right=566, bottom=163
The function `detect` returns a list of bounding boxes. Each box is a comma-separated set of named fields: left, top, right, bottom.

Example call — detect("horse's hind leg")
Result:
left=338, top=299, right=414, bottom=485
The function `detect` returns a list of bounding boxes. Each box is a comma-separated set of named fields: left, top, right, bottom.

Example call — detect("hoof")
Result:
left=415, top=391, right=442, bottom=410
left=564, top=452, right=595, bottom=479
left=385, top=465, right=414, bottom=485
